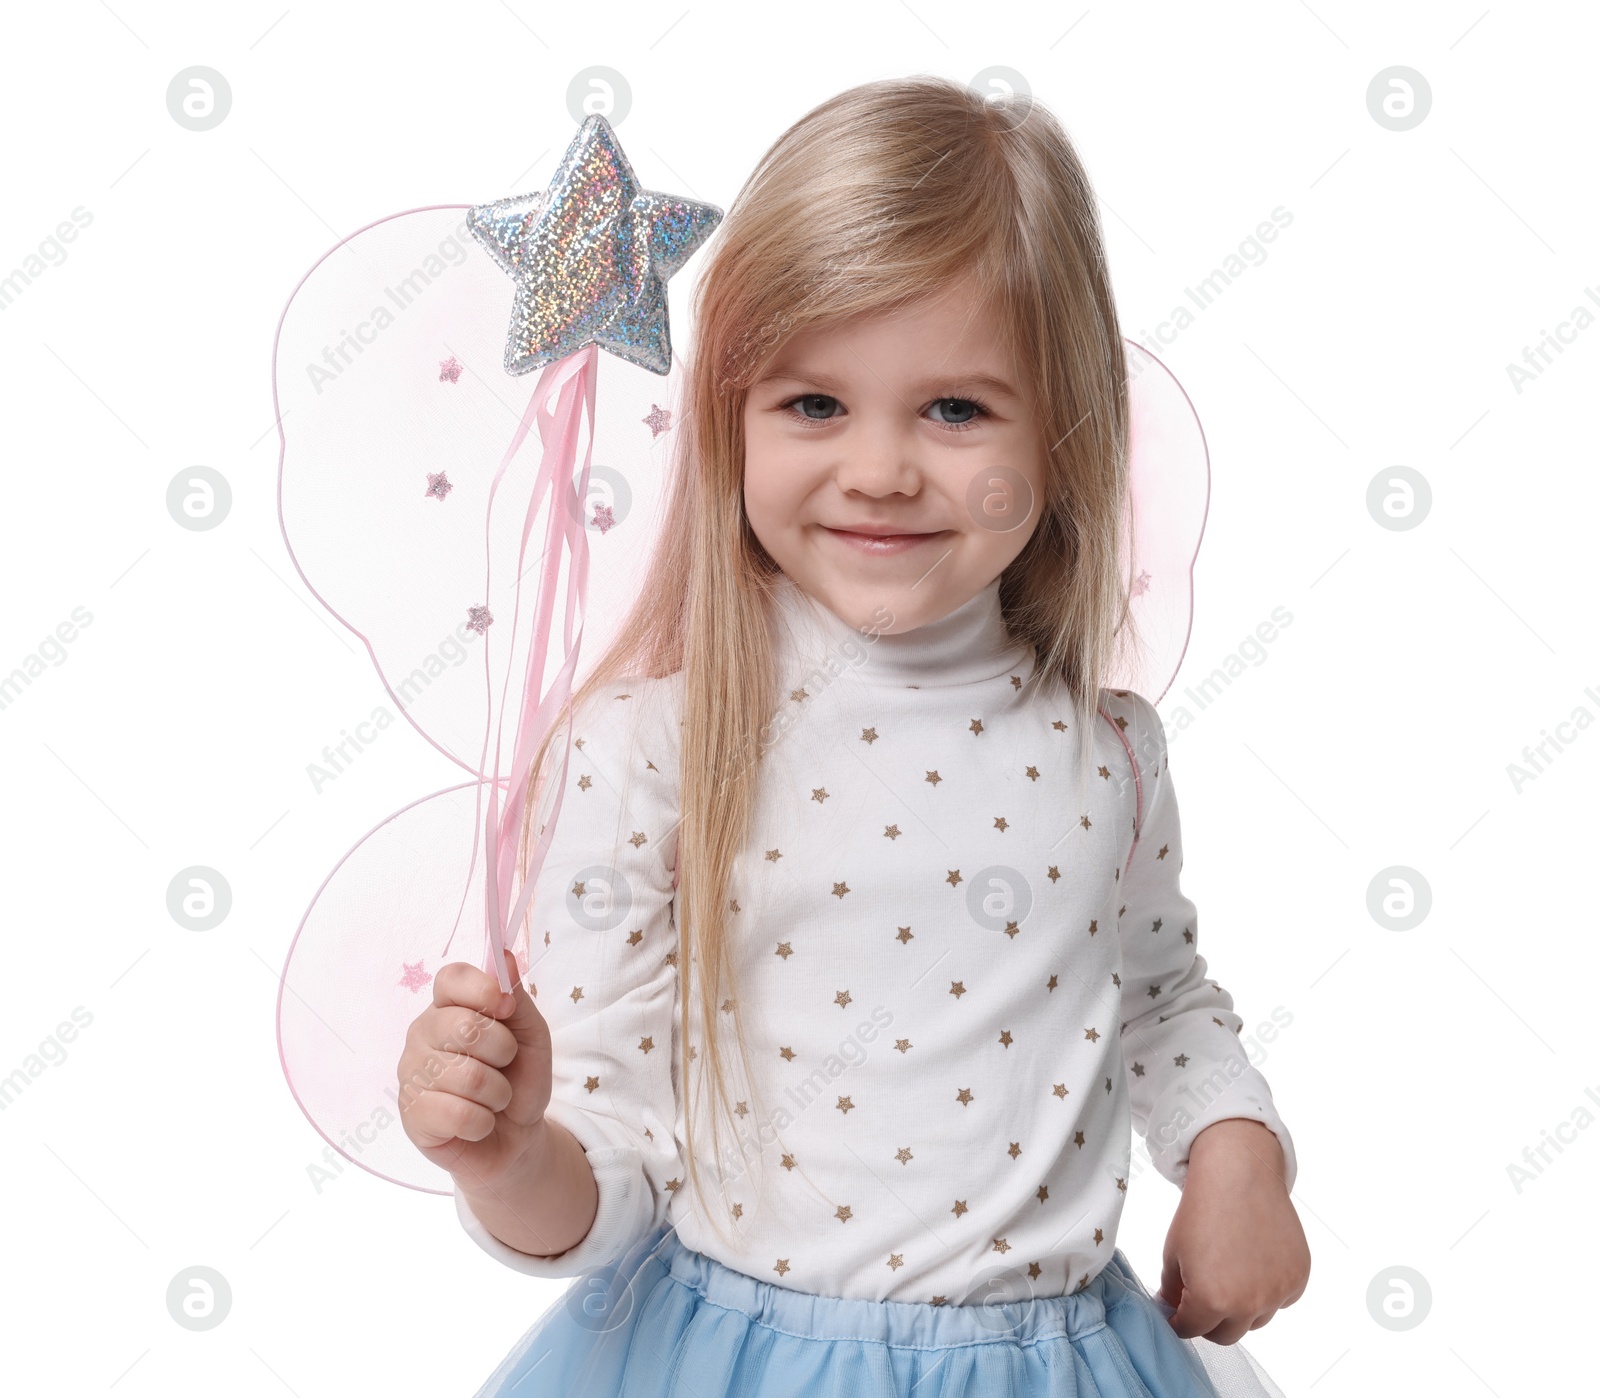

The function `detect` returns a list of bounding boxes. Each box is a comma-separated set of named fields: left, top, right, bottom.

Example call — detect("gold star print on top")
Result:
left=451, top=570, right=1297, bottom=1304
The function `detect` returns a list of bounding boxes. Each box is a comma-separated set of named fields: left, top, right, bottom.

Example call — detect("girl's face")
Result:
left=742, top=270, right=1047, bottom=636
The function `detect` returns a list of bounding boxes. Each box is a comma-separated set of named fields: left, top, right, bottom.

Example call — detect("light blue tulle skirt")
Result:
left=470, top=1224, right=1287, bottom=1397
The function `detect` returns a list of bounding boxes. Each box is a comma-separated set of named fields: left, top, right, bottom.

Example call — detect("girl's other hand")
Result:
left=396, top=948, right=553, bottom=1188
left=1157, top=1118, right=1311, bottom=1345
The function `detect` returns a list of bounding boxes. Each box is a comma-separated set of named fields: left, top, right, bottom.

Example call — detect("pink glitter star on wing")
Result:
left=643, top=404, right=673, bottom=438
left=425, top=471, right=453, bottom=500
left=439, top=355, right=462, bottom=383
left=591, top=504, right=616, bottom=534
left=398, top=959, right=430, bottom=993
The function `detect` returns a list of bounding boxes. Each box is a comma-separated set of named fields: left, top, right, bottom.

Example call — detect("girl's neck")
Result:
left=769, top=572, right=1030, bottom=689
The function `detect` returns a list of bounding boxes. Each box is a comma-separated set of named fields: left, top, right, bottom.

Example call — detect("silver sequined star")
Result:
left=466, top=114, right=722, bottom=377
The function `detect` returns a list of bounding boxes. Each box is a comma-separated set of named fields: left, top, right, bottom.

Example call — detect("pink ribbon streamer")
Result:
left=468, top=343, right=600, bottom=994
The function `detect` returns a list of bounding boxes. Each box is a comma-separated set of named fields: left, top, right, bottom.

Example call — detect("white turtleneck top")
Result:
left=454, top=573, right=1296, bottom=1304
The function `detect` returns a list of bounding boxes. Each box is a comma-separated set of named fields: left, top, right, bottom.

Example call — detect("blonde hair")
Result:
left=518, top=74, right=1137, bottom=1247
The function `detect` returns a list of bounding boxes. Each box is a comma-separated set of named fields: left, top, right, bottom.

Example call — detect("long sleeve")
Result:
left=1103, top=688, right=1298, bottom=1193
left=455, top=675, right=685, bottom=1276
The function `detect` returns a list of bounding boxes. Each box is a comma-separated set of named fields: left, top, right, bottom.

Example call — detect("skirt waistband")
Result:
left=656, top=1228, right=1139, bottom=1351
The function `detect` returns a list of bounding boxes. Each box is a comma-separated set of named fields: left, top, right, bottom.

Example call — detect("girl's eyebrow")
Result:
left=753, top=366, right=1021, bottom=401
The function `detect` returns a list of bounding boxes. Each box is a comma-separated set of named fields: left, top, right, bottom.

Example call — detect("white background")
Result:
left=1, top=1, right=1593, bottom=1394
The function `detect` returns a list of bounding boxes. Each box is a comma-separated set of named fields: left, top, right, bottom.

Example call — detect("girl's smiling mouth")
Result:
left=821, top=526, right=951, bottom=555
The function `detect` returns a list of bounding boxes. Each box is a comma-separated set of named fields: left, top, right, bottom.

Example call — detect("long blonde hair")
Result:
left=519, top=74, right=1136, bottom=1246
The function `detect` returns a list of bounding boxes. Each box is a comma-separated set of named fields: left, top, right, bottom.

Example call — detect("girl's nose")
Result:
left=830, top=410, right=926, bottom=498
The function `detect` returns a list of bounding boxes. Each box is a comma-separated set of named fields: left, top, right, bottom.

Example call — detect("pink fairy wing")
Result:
left=276, top=783, right=496, bottom=1194
left=272, top=204, right=683, bottom=779
left=272, top=205, right=686, bottom=1193
left=1108, top=342, right=1211, bottom=703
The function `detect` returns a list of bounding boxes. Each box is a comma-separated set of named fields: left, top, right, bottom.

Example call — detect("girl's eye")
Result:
left=790, top=393, right=843, bottom=422
left=779, top=394, right=991, bottom=431
left=927, top=397, right=987, bottom=428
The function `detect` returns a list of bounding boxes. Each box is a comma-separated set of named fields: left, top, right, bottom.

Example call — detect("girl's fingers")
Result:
left=416, top=1043, right=514, bottom=1116
left=399, top=957, right=543, bottom=1168
left=407, top=1089, right=497, bottom=1150
left=432, top=1004, right=518, bottom=1069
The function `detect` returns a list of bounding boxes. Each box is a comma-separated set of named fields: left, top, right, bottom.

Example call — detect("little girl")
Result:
left=400, top=75, right=1310, bottom=1397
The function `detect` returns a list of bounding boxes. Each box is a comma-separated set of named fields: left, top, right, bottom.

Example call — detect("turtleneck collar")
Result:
left=769, top=572, right=1031, bottom=689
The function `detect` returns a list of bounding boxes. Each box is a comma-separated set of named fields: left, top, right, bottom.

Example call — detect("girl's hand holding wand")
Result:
left=1157, top=1118, right=1311, bottom=1345
left=397, top=948, right=602, bottom=1259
